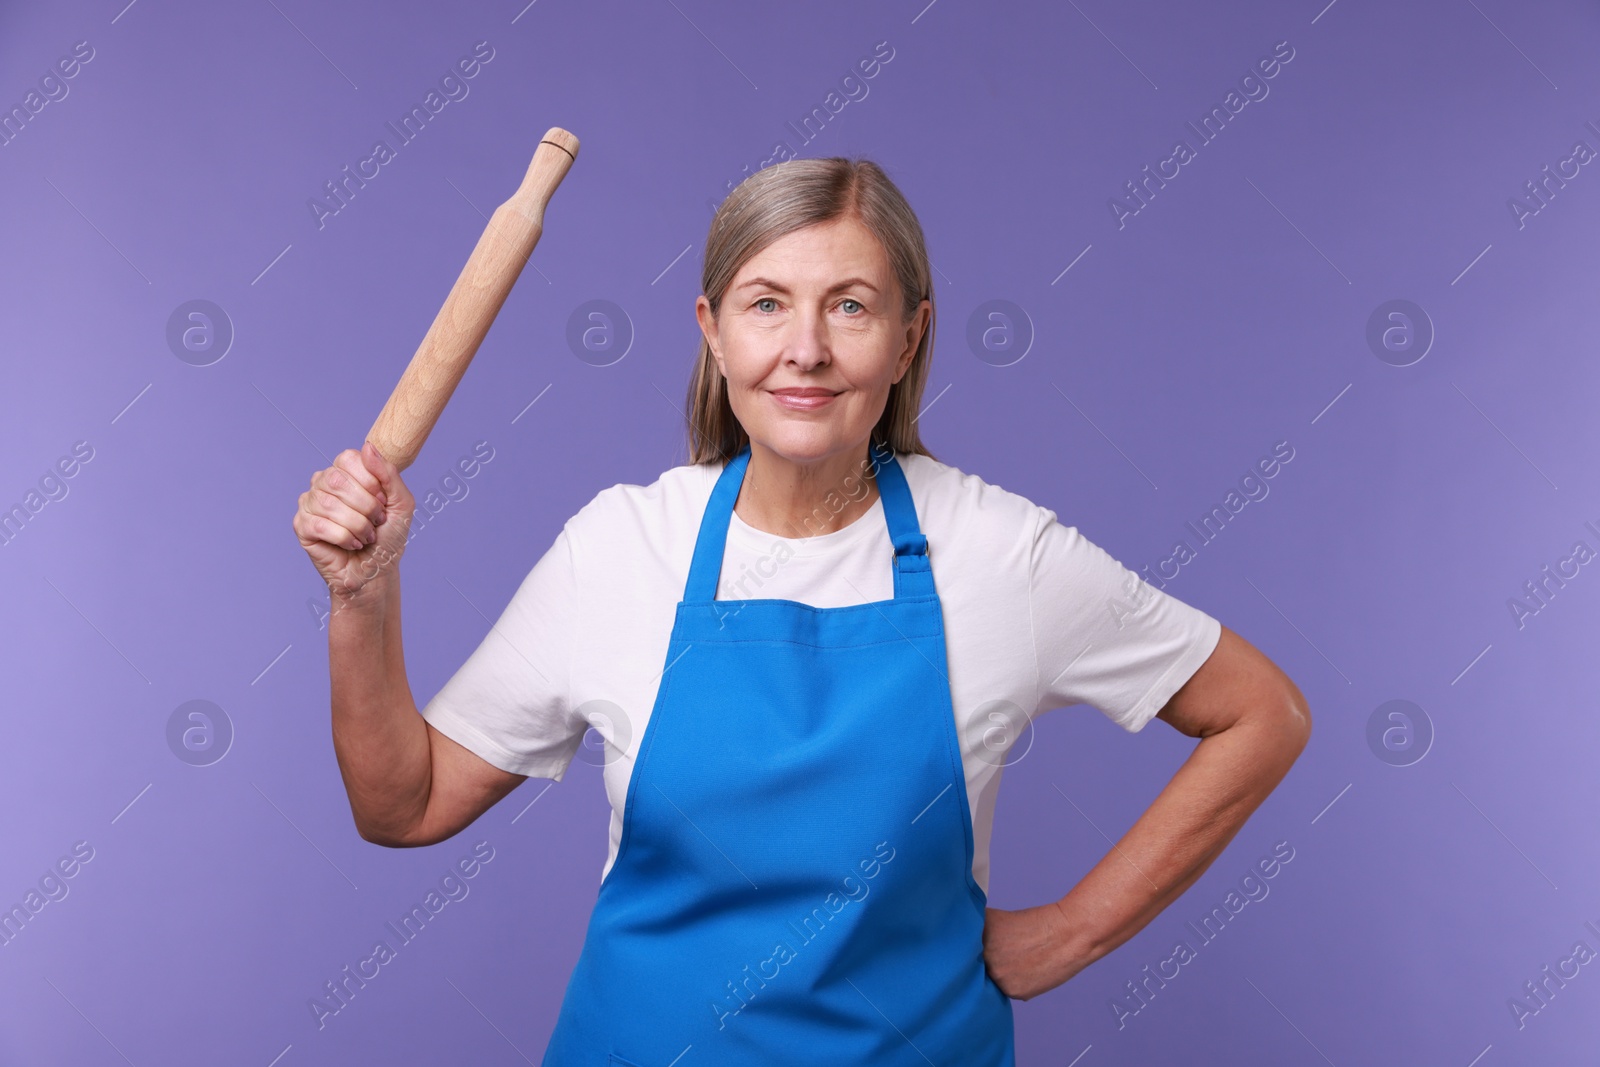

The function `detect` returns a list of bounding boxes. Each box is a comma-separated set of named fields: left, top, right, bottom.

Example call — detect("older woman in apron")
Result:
left=295, top=157, right=1312, bottom=1065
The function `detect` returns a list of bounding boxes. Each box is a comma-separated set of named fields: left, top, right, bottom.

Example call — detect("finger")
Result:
left=296, top=501, right=364, bottom=553
left=305, top=487, right=377, bottom=546
left=319, top=461, right=383, bottom=527
left=362, top=440, right=403, bottom=509
left=292, top=504, right=324, bottom=548
left=333, top=447, right=382, bottom=496
left=297, top=510, right=365, bottom=553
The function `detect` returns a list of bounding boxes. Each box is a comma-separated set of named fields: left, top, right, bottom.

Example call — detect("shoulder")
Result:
left=563, top=460, right=721, bottom=560
left=896, top=452, right=1052, bottom=551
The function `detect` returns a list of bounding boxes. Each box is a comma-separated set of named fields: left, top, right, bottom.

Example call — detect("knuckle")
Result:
left=338, top=450, right=375, bottom=483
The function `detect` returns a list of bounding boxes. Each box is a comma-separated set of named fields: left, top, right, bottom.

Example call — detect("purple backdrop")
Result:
left=4, top=0, right=1599, bottom=1062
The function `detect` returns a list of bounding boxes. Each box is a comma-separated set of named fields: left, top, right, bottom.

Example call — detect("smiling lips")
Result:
left=769, top=387, right=840, bottom=411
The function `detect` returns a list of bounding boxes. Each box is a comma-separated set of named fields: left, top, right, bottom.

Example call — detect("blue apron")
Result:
left=541, top=441, right=1015, bottom=1065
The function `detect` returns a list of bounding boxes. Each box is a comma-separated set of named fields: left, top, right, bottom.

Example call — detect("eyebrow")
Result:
left=735, top=276, right=881, bottom=295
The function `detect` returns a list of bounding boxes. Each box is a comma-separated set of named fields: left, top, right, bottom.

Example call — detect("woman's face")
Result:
left=696, top=215, right=930, bottom=468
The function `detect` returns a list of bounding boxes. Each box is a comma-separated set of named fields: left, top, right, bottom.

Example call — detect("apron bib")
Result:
left=541, top=442, right=1015, bottom=1066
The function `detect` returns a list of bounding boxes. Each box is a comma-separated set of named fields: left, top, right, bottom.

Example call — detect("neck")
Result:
left=734, top=439, right=881, bottom=539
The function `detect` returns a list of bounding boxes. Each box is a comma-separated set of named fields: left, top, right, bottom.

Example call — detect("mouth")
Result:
left=768, top=387, right=841, bottom=411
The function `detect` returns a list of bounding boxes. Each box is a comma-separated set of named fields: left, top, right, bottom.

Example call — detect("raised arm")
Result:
left=294, top=441, right=527, bottom=847
left=983, top=624, right=1311, bottom=999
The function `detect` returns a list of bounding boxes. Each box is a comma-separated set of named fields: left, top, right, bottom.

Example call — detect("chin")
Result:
left=748, top=424, right=847, bottom=464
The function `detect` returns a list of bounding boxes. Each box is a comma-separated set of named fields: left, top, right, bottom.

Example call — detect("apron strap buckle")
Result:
left=893, top=531, right=930, bottom=559
left=892, top=535, right=934, bottom=598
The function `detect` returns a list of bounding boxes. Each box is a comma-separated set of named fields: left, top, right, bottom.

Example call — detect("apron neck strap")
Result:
left=684, top=441, right=934, bottom=602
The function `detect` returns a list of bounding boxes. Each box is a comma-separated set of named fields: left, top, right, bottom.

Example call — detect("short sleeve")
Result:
left=419, top=523, right=585, bottom=780
left=1029, top=508, right=1222, bottom=733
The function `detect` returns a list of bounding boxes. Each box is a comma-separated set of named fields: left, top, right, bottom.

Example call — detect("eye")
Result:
left=755, top=297, right=779, bottom=313
left=839, top=298, right=864, bottom=315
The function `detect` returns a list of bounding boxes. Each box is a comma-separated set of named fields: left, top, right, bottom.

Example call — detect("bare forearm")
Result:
left=328, top=572, right=431, bottom=845
left=1054, top=705, right=1307, bottom=970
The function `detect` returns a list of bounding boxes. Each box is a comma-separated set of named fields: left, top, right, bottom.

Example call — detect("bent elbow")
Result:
left=1282, top=685, right=1313, bottom=752
left=355, top=818, right=431, bottom=849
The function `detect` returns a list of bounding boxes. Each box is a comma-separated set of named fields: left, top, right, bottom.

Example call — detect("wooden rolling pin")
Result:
left=366, top=127, right=579, bottom=471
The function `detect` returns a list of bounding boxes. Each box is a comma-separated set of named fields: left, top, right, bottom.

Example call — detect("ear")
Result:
left=695, top=295, right=726, bottom=376
left=892, top=298, right=931, bottom=384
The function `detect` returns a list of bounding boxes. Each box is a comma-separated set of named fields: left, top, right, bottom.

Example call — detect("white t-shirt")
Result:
left=420, top=453, right=1222, bottom=895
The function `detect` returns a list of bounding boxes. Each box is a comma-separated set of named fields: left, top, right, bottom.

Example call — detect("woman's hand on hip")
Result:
left=982, top=903, right=1087, bottom=1001
left=293, top=441, right=414, bottom=598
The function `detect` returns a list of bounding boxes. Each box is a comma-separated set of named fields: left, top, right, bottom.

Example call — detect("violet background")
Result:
left=3, top=0, right=1599, bottom=1063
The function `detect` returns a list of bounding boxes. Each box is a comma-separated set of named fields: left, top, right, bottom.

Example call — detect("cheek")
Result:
left=721, top=339, right=776, bottom=387
left=722, top=355, right=763, bottom=392
left=841, top=347, right=900, bottom=392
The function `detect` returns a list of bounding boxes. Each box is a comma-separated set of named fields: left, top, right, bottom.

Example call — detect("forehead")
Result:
left=733, top=216, right=889, bottom=284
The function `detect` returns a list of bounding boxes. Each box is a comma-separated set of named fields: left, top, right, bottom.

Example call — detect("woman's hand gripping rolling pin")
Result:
left=293, top=441, right=416, bottom=608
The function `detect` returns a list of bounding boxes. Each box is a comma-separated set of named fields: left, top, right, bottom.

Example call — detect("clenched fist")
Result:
left=983, top=902, right=1086, bottom=1001
left=293, top=441, right=415, bottom=599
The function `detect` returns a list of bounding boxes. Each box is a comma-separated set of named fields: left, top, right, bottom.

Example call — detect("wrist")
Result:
left=1049, top=897, right=1105, bottom=975
left=330, top=569, right=399, bottom=616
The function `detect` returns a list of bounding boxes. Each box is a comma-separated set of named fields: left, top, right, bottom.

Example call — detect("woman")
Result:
left=294, top=157, right=1311, bottom=1065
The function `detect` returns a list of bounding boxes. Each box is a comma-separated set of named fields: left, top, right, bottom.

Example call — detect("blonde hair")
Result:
left=685, top=156, right=938, bottom=466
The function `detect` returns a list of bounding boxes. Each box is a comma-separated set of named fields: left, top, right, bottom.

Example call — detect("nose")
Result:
left=784, top=305, right=831, bottom=372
